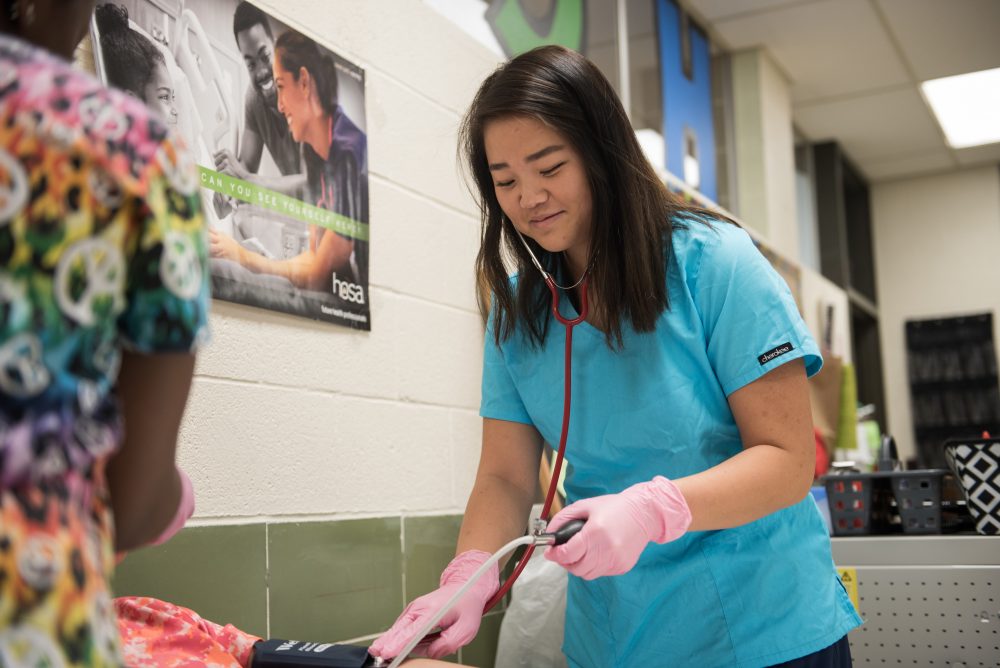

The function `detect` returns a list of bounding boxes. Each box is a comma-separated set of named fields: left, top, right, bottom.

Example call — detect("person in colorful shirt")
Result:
left=0, top=0, right=210, bottom=664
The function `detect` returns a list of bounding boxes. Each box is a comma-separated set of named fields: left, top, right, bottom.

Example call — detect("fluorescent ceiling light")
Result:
left=921, top=68, right=1000, bottom=149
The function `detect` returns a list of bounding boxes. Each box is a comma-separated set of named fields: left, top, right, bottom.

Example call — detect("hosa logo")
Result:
left=758, top=342, right=793, bottom=366
left=332, top=272, right=365, bottom=304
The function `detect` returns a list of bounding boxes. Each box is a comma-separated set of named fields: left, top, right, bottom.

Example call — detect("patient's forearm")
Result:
left=238, top=248, right=322, bottom=290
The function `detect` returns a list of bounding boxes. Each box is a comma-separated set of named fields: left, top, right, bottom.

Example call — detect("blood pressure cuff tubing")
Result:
left=250, top=639, right=378, bottom=667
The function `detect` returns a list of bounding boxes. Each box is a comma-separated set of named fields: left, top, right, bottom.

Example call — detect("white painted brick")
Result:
left=196, top=293, right=400, bottom=398
left=393, top=296, right=484, bottom=409
left=369, top=175, right=480, bottom=311
left=365, top=70, right=474, bottom=214
left=450, top=409, right=483, bottom=508
left=198, top=288, right=484, bottom=405
left=179, top=378, right=460, bottom=518
left=322, top=395, right=458, bottom=513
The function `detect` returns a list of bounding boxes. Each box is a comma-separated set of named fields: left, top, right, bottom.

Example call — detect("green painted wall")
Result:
left=113, top=515, right=505, bottom=667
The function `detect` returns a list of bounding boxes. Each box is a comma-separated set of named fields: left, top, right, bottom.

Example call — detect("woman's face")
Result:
left=484, top=115, right=594, bottom=273
left=143, top=62, right=178, bottom=127
left=273, top=54, right=311, bottom=145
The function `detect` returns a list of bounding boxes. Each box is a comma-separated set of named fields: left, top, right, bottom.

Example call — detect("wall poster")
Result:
left=92, top=0, right=371, bottom=330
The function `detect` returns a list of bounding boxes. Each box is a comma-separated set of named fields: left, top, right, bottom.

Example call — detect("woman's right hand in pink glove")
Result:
left=369, top=550, right=499, bottom=661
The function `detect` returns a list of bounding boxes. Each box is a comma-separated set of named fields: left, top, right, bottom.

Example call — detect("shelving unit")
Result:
left=813, top=141, right=886, bottom=423
left=906, top=313, right=1000, bottom=468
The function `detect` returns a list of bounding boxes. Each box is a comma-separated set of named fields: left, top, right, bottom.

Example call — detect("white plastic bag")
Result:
left=494, top=549, right=569, bottom=668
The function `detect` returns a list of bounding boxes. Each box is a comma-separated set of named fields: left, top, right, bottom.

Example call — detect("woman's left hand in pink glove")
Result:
left=543, top=475, right=692, bottom=580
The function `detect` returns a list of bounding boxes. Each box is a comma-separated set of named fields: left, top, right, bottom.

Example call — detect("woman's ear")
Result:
left=298, top=66, right=311, bottom=96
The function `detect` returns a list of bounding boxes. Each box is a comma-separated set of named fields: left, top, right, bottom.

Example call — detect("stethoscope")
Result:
left=387, top=229, right=591, bottom=665
left=480, top=228, right=591, bottom=612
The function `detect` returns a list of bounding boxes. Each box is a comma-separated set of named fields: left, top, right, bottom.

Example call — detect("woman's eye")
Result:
left=496, top=180, right=514, bottom=188
left=541, top=161, right=566, bottom=176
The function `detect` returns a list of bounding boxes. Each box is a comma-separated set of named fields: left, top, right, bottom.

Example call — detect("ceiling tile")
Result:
left=685, top=0, right=818, bottom=22
left=876, top=0, right=1000, bottom=81
left=858, top=149, right=955, bottom=182
left=706, top=0, right=909, bottom=102
left=794, top=87, right=944, bottom=161
left=954, top=143, right=1000, bottom=167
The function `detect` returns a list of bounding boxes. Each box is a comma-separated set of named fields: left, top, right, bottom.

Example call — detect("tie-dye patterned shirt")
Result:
left=0, top=34, right=210, bottom=667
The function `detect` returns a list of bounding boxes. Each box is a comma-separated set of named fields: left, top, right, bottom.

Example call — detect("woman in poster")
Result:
left=209, top=29, right=368, bottom=294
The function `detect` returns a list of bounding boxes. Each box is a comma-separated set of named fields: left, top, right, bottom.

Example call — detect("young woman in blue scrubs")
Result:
left=373, top=45, right=861, bottom=667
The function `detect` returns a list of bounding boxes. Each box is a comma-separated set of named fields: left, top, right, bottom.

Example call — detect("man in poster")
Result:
left=213, top=2, right=305, bottom=197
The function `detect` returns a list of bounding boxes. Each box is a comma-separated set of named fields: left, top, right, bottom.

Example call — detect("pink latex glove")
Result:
left=370, top=550, right=499, bottom=661
left=544, top=475, right=692, bottom=580
left=151, top=468, right=195, bottom=546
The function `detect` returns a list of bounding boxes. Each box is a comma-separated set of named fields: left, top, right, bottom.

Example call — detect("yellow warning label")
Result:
left=838, top=567, right=860, bottom=613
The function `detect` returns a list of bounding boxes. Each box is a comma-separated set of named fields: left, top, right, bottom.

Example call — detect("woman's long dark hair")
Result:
left=95, top=3, right=165, bottom=98
left=274, top=30, right=338, bottom=116
left=461, top=45, right=729, bottom=349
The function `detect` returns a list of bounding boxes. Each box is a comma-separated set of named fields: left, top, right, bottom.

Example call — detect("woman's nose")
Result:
left=519, top=182, right=548, bottom=209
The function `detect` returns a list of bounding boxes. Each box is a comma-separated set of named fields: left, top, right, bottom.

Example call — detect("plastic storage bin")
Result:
left=943, top=437, right=1000, bottom=535
left=824, top=470, right=947, bottom=536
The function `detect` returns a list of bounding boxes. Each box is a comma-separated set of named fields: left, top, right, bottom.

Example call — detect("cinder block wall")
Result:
left=115, top=3, right=505, bottom=665
left=189, top=1, right=495, bottom=523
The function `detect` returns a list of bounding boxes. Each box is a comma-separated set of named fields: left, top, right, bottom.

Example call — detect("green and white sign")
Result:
left=93, top=0, right=371, bottom=330
left=199, top=168, right=369, bottom=242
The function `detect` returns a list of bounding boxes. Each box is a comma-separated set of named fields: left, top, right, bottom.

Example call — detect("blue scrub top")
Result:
left=481, top=219, right=862, bottom=668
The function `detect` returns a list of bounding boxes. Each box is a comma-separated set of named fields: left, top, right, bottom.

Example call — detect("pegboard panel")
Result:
left=849, top=566, right=1000, bottom=666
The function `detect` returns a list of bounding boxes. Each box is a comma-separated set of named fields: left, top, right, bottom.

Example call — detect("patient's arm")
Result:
left=209, top=225, right=353, bottom=292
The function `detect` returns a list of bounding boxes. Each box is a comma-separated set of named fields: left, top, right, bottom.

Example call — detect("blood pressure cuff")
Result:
left=250, top=639, right=377, bottom=667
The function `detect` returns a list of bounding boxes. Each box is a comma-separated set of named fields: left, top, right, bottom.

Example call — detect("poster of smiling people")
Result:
left=91, top=0, right=371, bottom=330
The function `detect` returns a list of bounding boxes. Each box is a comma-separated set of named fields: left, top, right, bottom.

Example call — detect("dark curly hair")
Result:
left=95, top=3, right=165, bottom=99
left=233, top=1, right=271, bottom=43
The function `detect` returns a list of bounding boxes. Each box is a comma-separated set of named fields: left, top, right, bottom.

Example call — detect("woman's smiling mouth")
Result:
left=530, top=211, right=564, bottom=225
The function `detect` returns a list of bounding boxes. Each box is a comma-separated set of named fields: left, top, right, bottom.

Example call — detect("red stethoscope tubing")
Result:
left=481, top=275, right=588, bottom=612
left=416, top=276, right=587, bottom=647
